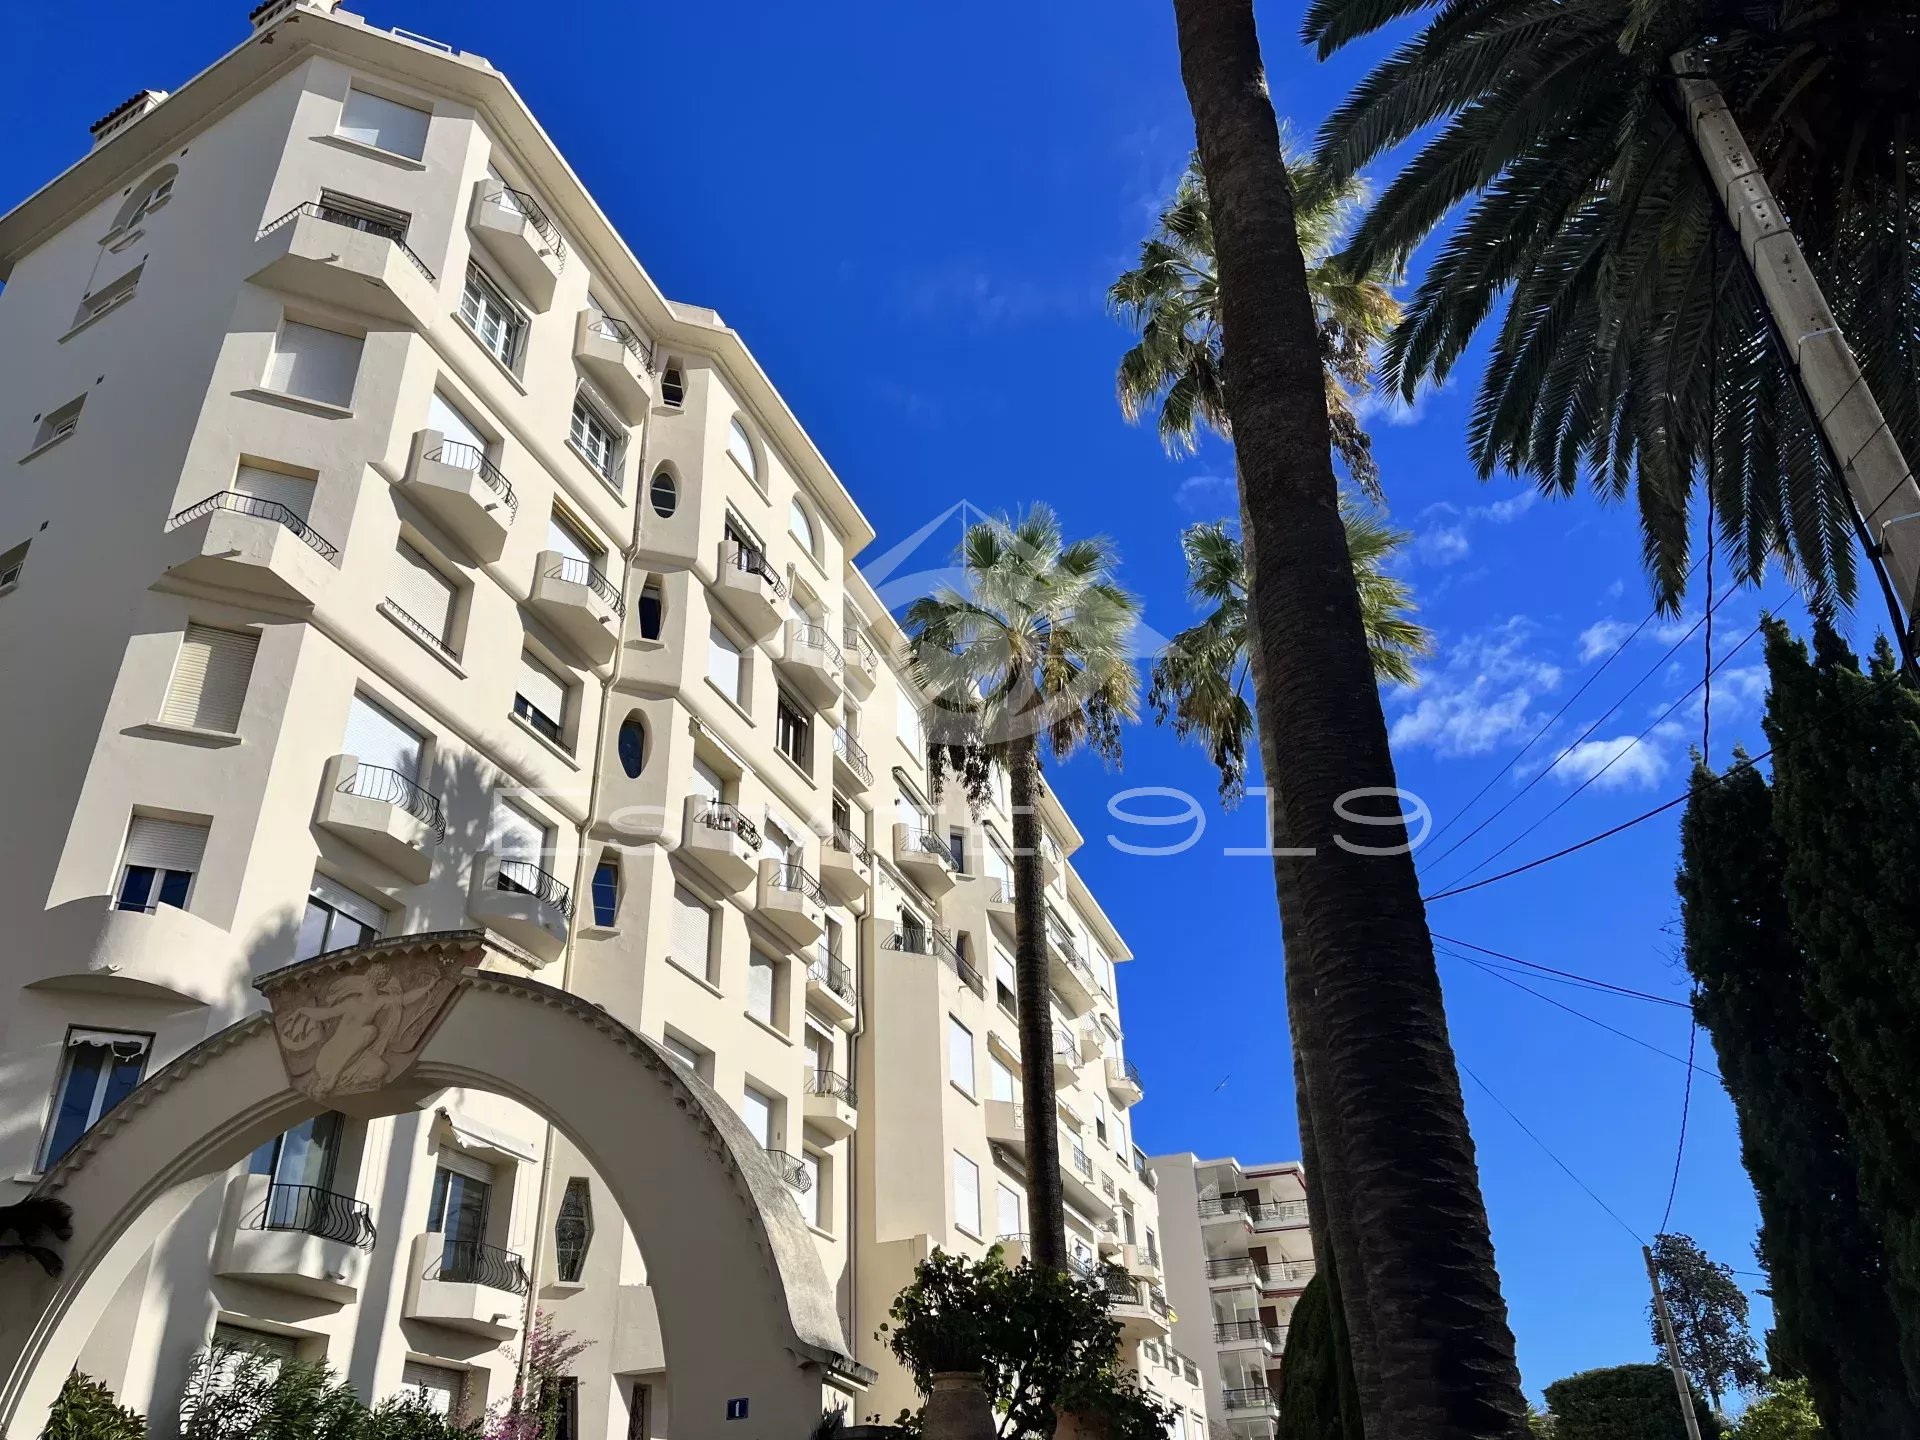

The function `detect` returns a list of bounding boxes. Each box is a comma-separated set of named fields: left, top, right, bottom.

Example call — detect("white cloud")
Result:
left=1404, top=488, right=1536, bottom=569
left=1551, top=723, right=1685, bottom=790
left=1578, top=619, right=1635, bottom=663
left=1389, top=617, right=1564, bottom=758
left=1478, top=490, right=1539, bottom=523
left=1175, top=472, right=1236, bottom=514
left=1414, top=524, right=1472, bottom=566
left=1606, top=578, right=1627, bottom=599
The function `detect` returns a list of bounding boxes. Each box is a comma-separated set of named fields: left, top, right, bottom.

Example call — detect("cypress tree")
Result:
left=1277, top=1262, right=1362, bottom=1440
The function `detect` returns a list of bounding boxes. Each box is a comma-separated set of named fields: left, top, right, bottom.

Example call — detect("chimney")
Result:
left=88, top=90, right=169, bottom=150
left=249, top=0, right=340, bottom=30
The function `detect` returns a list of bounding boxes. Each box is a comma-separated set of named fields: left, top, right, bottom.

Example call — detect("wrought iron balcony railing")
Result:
left=167, top=490, right=339, bottom=562
left=789, top=621, right=844, bottom=672
left=829, top=823, right=868, bottom=861
left=1223, top=1387, right=1278, bottom=1413
left=833, top=726, right=872, bottom=783
left=693, top=801, right=761, bottom=852
left=884, top=927, right=983, bottom=996
left=842, top=624, right=879, bottom=677
left=807, top=1069, right=857, bottom=1107
left=727, top=543, right=787, bottom=598
left=259, top=200, right=437, bottom=281
left=246, top=1182, right=376, bottom=1250
left=546, top=555, right=625, bottom=616
left=766, top=862, right=825, bottom=905
left=381, top=600, right=458, bottom=664
left=337, top=762, right=446, bottom=841
left=1250, top=1198, right=1310, bottom=1226
left=808, top=953, right=854, bottom=1002
left=425, top=438, right=518, bottom=513
left=763, top=1147, right=813, bottom=1191
left=1213, top=1319, right=1267, bottom=1345
left=898, top=827, right=954, bottom=865
left=495, top=858, right=573, bottom=916
left=427, top=1238, right=529, bottom=1293
left=586, top=313, right=657, bottom=372
left=480, top=184, right=568, bottom=266
left=1198, top=1196, right=1251, bottom=1219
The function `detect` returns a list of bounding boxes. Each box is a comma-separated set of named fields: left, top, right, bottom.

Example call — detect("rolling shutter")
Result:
left=706, top=625, right=741, bottom=700
left=338, top=88, right=430, bottom=160
left=399, top=1363, right=464, bottom=1418
left=161, top=624, right=258, bottom=732
left=517, top=652, right=568, bottom=722
left=691, top=759, right=723, bottom=807
left=547, top=513, right=593, bottom=566
left=740, top=1087, right=774, bottom=1147
left=427, top=391, right=486, bottom=452
left=263, top=323, right=361, bottom=410
left=747, top=953, right=775, bottom=1023
left=488, top=799, right=547, bottom=862
left=343, top=695, right=424, bottom=782
left=311, top=874, right=385, bottom=933
left=390, top=543, right=456, bottom=641
left=123, top=816, right=207, bottom=873
left=235, top=465, right=316, bottom=522
left=671, top=885, right=712, bottom=975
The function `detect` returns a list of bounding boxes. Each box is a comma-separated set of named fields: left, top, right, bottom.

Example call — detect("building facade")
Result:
left=1149, top=1156, right=1317, bottom=1439
left=0, top=5, right=1207, bottom=1436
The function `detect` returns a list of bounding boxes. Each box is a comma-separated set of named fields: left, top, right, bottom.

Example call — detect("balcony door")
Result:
left=428, top=1154, right=495, bottom=1274
left=235, top=464, right=315, bottom=524
left=344, top=694, right=424, bottom=786
left=428, top=390, right=488, bottom=455
left=251, top=1112, right=343, bottom=1227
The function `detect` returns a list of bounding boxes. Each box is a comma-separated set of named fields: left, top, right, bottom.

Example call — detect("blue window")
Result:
left=42, top=1030, right=149, bottom=1168
left=617, top=718, right=645, bottom=778
left=591, top=859, right=619, bottom=927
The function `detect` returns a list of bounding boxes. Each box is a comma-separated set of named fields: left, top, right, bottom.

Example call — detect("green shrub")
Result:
left=41, top=1371, right=145, bottom=1440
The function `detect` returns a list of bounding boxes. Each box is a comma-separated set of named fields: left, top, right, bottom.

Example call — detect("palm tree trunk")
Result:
left=1169, top=1, right=1529, bottom=1436
left=1008, top=734, right=1068, bottom=1271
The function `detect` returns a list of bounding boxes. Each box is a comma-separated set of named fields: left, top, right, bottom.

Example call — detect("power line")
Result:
left=1441, top=621, right=1764, bottom=891
left=1432, top=933, right=1692, bottom=1008
left=1659, top=1006, right=1701, bottom=1234
left=1440, top=947, right=1721, bottom=1079
left=1423, top=583, right=1745, bottom=883
left=1460, top=1061, right=1647, bottom=1247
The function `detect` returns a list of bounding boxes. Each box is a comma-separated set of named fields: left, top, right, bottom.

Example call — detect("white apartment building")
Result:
left=0, top=4, right=1207, bottom=1435
left=1149, top=1156, right=1318, bottom=1439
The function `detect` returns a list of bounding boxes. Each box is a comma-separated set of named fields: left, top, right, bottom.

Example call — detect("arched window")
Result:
left=649, top=469, right=678, bottom=518
left=111, top=164, right=178, bottom=235
left=617, top=715, right=646, bottom=778
left=727, top=417, right=757, bottom=483
left=788, top=497, right=816, bottom=557
left=660, top=368, right=685, bottom=407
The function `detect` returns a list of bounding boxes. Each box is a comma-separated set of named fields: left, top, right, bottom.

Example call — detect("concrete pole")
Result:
left=1644, top=1245, right=1706, bottom=1440
left=1671, top=50, right=1920, bottom=636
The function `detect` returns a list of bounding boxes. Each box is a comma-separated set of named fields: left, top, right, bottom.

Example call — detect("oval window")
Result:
left=650, top=470, right=678, bottom=518
left=617, top=717, right=646, bottom=778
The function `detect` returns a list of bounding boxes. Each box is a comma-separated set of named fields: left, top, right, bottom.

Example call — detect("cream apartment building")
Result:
left=0, top=3, right=1206, bottom=1436
left=1149, top=1156, right=1317, bottom=1439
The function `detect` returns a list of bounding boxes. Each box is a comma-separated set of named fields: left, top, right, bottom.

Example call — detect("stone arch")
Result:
left=0, top=932, right=867, bottom=1436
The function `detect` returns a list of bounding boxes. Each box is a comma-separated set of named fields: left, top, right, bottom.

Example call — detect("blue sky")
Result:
left=3, top=0, right=1866, bottom=1405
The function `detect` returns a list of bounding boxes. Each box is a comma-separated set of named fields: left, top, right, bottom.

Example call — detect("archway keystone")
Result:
left=0, top=931, right=869, bottom=1438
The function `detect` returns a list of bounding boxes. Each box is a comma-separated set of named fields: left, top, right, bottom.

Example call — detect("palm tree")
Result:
left=1152, top=499, right=1432, bottom=802
left=1304, top=0, right=1920, bottom=621
left=1167, top=0, right=1529, bottom=1435
left=902, top=507, right=1140, bottom=1272
left=1110, top=148, right=1402, bottom=503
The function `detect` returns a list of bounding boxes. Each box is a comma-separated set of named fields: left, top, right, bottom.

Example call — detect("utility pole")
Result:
left=1671, top=50, right=1920, bottom=646
left=1644, top=1244, right=1706, bottom=1440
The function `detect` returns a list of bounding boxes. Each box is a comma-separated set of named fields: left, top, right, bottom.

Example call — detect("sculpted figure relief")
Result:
left=268, top=951, right=461, bottom=1099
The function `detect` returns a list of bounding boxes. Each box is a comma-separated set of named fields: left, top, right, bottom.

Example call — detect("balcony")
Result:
left=1199, top=1196, right=1254, bottom=1231
left=757, top=861, right=826, bottom=947
left=806, top=953, right=857, bottom=1029
left=831, top=725, right=872, bottom=791
left=818, top=826, right=871, bottom=908
left=163, top=490, right=337, bottom=603
left=985, top=1098, right=1024, bottom=1152
left=469, top=181, right=564, bottom=311
left=251, top=201, right=436, bottom=327
left=1206, top=1256, right=1263, bottom=1290
left=679, top=798, right=760, bottom=890
left=467, top=851, right=570, bottom=963
left=983, top=876, right=1015, bottom=936
left=1062, top=1139, right=1114, bottom=1219
left=573, top=310, right=654, bottom=423
left=316, top=756, right=442, bottom=883
left=1251, top=1199, right=1310, bottom=1229
left=884, top=925, right=981, bottom=997
left=1046, top=922, right=1100, bottom=1018
left=1263, top=1258, right=1317, bottom=1291
left=1134, top=1151, right=1158, bottom=1192
left=213, top=1177, right=373, bottom=1303
left=1106, top=1055, right=1144, bottom=1108
left=893, top=824, right=957, bottom=898
left=406, top=1232, right=528, bottom=1339
left=401, top=430, right=516, bottom=562
left=1052, top=1026, right=1083, bottom=1088
left=1223, top=1388, right=1280, bottom=1420
left=993, top=1232, right=1033, bottom=1268
left=763, top=1147, right=814, bottom=1194
left=804, top=1069, right=858, bottom=1140
left=530, top=550, right=622, bottom=665
left=777, top=621, right=843, bottom=707
left=1106, top=1274, right=1172, bottom=1340
left=1213, top=1319, right=1276, bottom=1354
left=841, top=624, right=879, bottom=698
left=1123, top=1241, right=1162, bottom=1284
left=713, top=542, right=785, bottom=640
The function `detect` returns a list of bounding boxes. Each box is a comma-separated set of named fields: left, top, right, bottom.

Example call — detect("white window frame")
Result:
left=947, top=1015, right=975, bottom=1097
left=568, top=391, right=621, bottom=482
left=952, top=1151, right=982, bottom=1238
left=39, top=1028, right=151, bottom=1170
left=459, top=264, right=525, bottom=369
left=726, top=417, right=758, bottom=484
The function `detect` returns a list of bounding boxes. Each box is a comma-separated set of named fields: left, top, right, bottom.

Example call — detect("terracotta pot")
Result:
left=922, top=1371, right=996, bottom=1440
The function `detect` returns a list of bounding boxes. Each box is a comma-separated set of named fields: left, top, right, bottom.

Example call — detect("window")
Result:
left=989, top=1054, right=1016, bottom=1103
left=554, top=1178, right=593, bottom=1282
left=800, top=1150, right=825, bottom=1228
left=993, top=949, right=1018, bottom=1017
left=726, top=417, right=757, bottom=482
left=775, top=691, right=811, bottom=766
left=398, top=1363, right=465, bottom=1419
left=948, top=1016, right=975, bottom=1096
left=460, top=265, right=525, bottom=368
left=249, top=1111, right=341, bottom=1188
left=160, top=624, right=257, bottom=733
left=427, top=389, right=489, bottom=457
left=115, top=816, right=207, bottom=913
left=896, top=689, right=925, bottom=754
left=316, top=189, right=411, bottom=242
left=552, top=1377, right=579, bottom=1440
left=661, top=1031, right=707, bottom=1076
left=234, top=463, right=316, bottom=522
left=74, top=264, right=142, bottom=328
left=31, top=397, right=84, bottom=452
left=515, top=651, right=570, bottom=746
left=707, top=624, right=743, bottom=704
left=952, top=1152, right=981, bottom=1237
left=40, top=1029, right=148, bottom=1168
left=336, top=87, right=430, bottom=160
left=113, top=168, right=176, bottom=232
left=660, top=368, right=685, bottom=406
left=617, top=716, right=646, bottom=778
left=264, top=321, right=361, bottom=408
left=747, top=951, right=777, bottom=1026
left=788, top=497, right=816, bottom=556
left=591, top=857, right=619, bottom=928
left=741, top=1086, right=777, bottom=1148
left=996, top=1183, right=1023, bottom=1240
left=489, top=797, right=552, bottom=880
left=568, top=393, right=620, bottom=482
left=389, top=541, right=458, bottom=653
left=671, top=885, right=716, bottom=982
left=638, top=579, right=664, bottom=641
left=948, top=827, right=967, bottom=873
left=296, top=874, right=384, bottom=959
left=344, top=693, right=424, bottom=784
left=428, top=1157, right=494, bottom=1277
left=0, top=540, right=27, bottom=594
left=649, top=470, right=678, bottom=518
left=1094, top=1095, right=1108, bottom=1145
left=547, top=509, right=604, bottom=576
